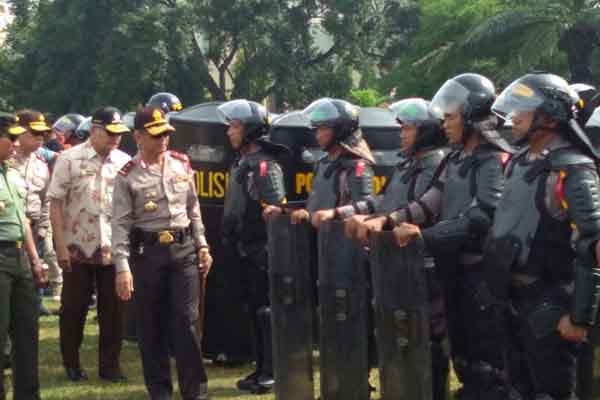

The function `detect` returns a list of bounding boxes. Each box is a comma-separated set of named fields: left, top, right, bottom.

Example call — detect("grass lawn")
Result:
left=8, top=300, right=600, bottom=399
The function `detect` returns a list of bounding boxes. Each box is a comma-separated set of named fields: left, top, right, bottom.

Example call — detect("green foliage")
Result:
left=0, top=0, right=420, bottom=113
left=349, top=88, right=388, bottom=107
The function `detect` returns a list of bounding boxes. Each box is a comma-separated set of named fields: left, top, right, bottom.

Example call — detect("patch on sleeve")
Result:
left=119, top=160, right=135, bottom=176
left=260, top=160, right=268, bottom=177
left=355, top=161, right=365, bottom=177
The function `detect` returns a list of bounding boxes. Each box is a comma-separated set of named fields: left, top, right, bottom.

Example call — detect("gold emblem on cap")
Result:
left=144, top=200, right=158, bottom=212
left=15, top=116, right=19, bottom=123
left=39, top=115, right=45, bottom=122
left=113, top=112, right=121, bottom=122
left=153, top=109, right=162, bottom=122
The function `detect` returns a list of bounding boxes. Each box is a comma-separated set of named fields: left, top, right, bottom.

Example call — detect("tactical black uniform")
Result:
left=339, top=98, right=449, bottom=399
left=218, top=100, right=287, bottom=393
left=384, top=75, right=514, bottom=399
left=300, top=98, right=375, bottom=400
left=488, top=73, right=600, bottom=400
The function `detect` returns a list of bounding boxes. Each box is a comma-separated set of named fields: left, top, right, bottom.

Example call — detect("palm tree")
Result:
left=461, top=0, right=600, bottom=84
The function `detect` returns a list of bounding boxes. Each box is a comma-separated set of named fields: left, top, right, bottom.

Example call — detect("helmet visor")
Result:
left=429, top=79, right=472, bottom=119
left=492, top=81, right=544, bottom=121
left=217, top=100, right=254, bottom=125
left=302, top=99, right=342, bottom=128
left=586, top=108, right=600, bottom=129
left=389, top=98, right=431, bottom=125
left=52, top=116, right=77, bottom=134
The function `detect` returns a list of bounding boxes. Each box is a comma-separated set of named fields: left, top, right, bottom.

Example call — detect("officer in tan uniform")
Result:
left=48, top=106, right=131, bottom=382
left=112, top=107, right=213, bottom=400
left=9, top=110, right=53, bottom=316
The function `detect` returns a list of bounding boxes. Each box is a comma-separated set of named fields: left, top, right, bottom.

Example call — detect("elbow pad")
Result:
left=465, top=207, right=493, bottom=236
left=421, top=217, right=470, bottom=254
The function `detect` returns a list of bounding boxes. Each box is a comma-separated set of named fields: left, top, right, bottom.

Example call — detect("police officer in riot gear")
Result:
left=481, top=73, right=600, bottom=400
left=269, top=98, right=376, bottom=226
left=351, top=74, right=514, bottom=399
left=146, top=92, right=183, bottom=114
left=337, top=98, right=449, bottom=399
left=265, top=98, right=376, bottom=399
left=50, top=113, right=86, bottom=151
left=218, top=99, right=287, bottom=394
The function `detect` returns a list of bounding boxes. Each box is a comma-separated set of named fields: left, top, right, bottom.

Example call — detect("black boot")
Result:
left=236, top=371, right=260, bottom=392
left=256, top=307, right=274, bottom=392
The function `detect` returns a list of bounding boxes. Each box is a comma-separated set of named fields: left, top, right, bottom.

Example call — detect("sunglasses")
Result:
left=28, top=131, right=47, bottom=137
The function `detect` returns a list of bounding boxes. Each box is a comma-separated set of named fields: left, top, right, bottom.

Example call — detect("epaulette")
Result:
left=35, top=153, right=48, bottom=164
left=170, top=150, right=192, bottom=173
left=119, top=160, right=135, bottom=176
left=169, top=150, right=190, bottom=164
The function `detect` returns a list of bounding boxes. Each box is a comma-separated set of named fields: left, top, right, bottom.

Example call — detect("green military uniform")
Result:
left=0, top=113, right=40, bottom=400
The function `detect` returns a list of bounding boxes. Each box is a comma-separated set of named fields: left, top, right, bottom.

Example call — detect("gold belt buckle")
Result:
left=158, top=231, right=175, bottom=245
left=15, top=241, right=22, bottom=249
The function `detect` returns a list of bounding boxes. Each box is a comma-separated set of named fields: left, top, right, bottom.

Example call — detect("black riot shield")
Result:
left=318, top=220, right=369, bottom=400
left=267, top=215, right=315, bottom=400
left=370, top=232, right=432, bottom=400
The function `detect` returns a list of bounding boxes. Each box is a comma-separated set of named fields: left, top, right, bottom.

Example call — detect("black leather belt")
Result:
left=0, top=240, right=23, bottom=249
left=137, top=228, right=191, bottom=246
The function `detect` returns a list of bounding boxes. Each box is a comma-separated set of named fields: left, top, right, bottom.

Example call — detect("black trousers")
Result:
left=238, top=252, right=272, bottom=375
left=59, top=262, right=123, bottom=375
left=509, top=281, right=578, bottom=399
left=442, top=261, right=508, bottom=397
left=132, top=238, right=207, bottom=400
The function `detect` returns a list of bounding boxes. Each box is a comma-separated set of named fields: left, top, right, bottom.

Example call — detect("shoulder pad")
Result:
left=419, top=149, right=447, bottom=169
left=246, top=151, right=275, bottom=168
left=339, top=157, right=371, bottom=177
left=169, top=150, right=190, bottom=164
left=119, top=160, right=136, bottom=176
left=548, top=147, right=595, bottom=169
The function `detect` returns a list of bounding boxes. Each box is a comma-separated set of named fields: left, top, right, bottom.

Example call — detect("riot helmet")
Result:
left=217, top=99, right=270, bottom=144
left=146, top=92, right=183, bottom=114
left=72, top=117, right=92, bottom=144
left=389, top=98, right=445, bottom=154
left=585, top=106, right=600, bottom=151
left=53, top=113, right=85, bottom=136
left=430, top=73, right=496, bottom=123
left=493, top=72, right=599, bottom=157
left=571, top=83, right=600, bottom=126
left=302, top=98, right=359, bottom=143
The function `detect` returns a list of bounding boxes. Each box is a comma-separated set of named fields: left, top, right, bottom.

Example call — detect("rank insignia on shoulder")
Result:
left=259, top=160, right=268, bottom=177
left=169, top=151, right=189, bottom=163
left=119, top=160, right=135, bottom=176
left=356, top=161, right=365, bottom=177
